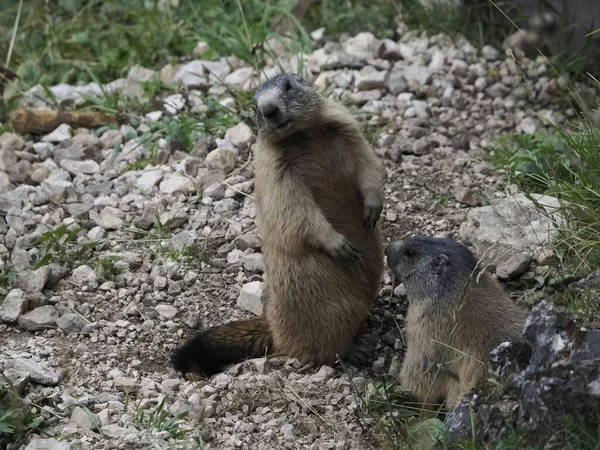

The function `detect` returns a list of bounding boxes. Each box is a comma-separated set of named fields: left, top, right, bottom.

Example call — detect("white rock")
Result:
left=96, top=206, right=124, bottom=230
left=57, top=313, right=87, bottom=333
left=145, top=110, right=163, bottom=121
left=25, top=438, right=70, bottom=450
left=127, top=64, right=156, bottom=82
left=159, top=173, right=195, bottom=195
left=236, top=281, right=263, bottom=315
left=60, top=159, right=100, bottom=175
left=354, top=66, right=387, bottom=91
left=345, top=32, right=376, bottom=60
left=70, top=406, right=97, bottom=430
left=100, top=424, right=129, bottom=438
left=205, top=148, right=236, bottom=174
left=173, top=60, right=231, bottom=87
left=41, top=124, right=72, bottom=143
left=224, top=123, right=255, bottom=148
left=241, top=253, right=264, bottom=273
left=155, top=304, right=178, bottom=319
left=11, top=357, right=59, bottom=385
left=18, top=306, right=58, bottom=331
left=163, top=94, right=185, bottom=115
left=137, top=170, right=163, bottom=194
left=0, top=288, right=27, bottom=323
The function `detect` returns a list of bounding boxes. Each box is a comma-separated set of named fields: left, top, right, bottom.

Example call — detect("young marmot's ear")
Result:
left=433, top=253, right=450, bottom=273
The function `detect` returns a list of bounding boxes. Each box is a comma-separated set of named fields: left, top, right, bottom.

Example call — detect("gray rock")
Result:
left=41, top=124, right=72, bottom=143
left=459, top=194, right=560, bottom=272
left=377, top=39, right=403, bottom=60
left=70, top=406, right=97, bottom=430
left=354, top=66, right=387, bottom=91
left=18, top=305, right=58, bottom=330
left=24, top=438, right=70, bottom=450
left=100, top=424, right=129, bottom=438
left=9, top=160, right=33, bottom=183
left=481, top=45, right=499, bottom=60
left=18, top=266, right=51, bottom=293
left=0, top=132, right=24, bottom=152
left=0, top=148, right=18, bottom=172
left=205, top=148, right=236, bottom=174
left=159, top=173, right=195, bottom=195
left=96, top=206, right=124, bottom=230
left=113, top=377, right=137, bottom=393
left=453, top=186, right=480, bottom=206
left=3, top=367, right=30, bottom=394
left=155, top=304, right=178, bottom=319
left=57, top=313, right=87, bottom=333
left=236, top=281, right=263, bottom=315
left=213, top=198, right=239, bottom=213
left=241, top=253, right=264, bottom=273
left=234, top=233, right=261, bottom=251
left=0, top=191, right=22, bottom=212
left=224, top=123, right=255, bottom=148
left=202, top=182, right=226, bottom=200
left=60, top=159, right=100, bottom=175
left=495, top=253, right=533, bottom=281
left=386, top=70, right=409, bottom=95
left=70, top=265, right=98, bottom=286
left=137, top=170, right=163, bottom=194
left=0, top=288, right=28, bottom=323
left=11, top=357, right=59, bottom=385
left=403, top=63, right=432, bottom=86
left=100, top=129, right=123, bottom=148
left=344, top=32, right=376, bottom=61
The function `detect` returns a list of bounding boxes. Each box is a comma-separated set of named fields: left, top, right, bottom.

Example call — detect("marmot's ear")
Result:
left=434, top=253, right=449, bottom=273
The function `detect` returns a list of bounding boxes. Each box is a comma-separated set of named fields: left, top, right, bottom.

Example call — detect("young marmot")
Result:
left=172, top=73, right=386, bottom=376
left=385, top=236, right=527, bottom=411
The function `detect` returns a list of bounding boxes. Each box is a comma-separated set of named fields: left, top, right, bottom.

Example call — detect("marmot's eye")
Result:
left=404, top=249, right=415, bottom=257
left=284, top=80, right=292, bottom=92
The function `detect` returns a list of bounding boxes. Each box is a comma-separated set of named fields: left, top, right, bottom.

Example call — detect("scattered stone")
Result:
left=41, top=124, right=72, bottom=143
left=0, top=288, right=27, bottom=323
left=18, top=266, right=51, bottom=293
left=57, top=313, right=87, bottom=333
left=18, top=305, right=58, bottom=331
left=11, top=357, right=59, bottom=385
left=205, top=148, right=236, bottom=174
left=155, top=304, right=178, bottom=319
left=236, top=281, right=263, bottom=315
left=224, top=123, right=255, bottom=148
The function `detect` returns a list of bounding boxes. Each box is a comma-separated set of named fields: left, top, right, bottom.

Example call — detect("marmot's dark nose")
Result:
left=385, top=241, right=403, bottom=260
left=261, top=104, right=279, bottom=119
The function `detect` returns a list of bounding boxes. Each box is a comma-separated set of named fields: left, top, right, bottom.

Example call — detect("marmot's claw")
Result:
left=363, top=204, right=383, bottom=228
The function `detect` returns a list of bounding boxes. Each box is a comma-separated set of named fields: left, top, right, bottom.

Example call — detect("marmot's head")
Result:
left=385, top=236, right=479, bottom=304
left=253, top=73, right=323, bottom=139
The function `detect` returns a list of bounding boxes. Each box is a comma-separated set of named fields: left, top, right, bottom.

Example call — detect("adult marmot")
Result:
left=385, top=236, right=527, bottom=411
left=172, top=73, right=386, bottom=376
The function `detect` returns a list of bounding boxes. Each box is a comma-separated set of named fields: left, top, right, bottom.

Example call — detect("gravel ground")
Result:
left=1, top=25, right=595, bottom=450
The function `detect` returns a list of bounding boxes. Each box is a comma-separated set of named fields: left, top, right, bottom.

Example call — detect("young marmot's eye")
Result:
left=404, top=249, right=415, bottom=257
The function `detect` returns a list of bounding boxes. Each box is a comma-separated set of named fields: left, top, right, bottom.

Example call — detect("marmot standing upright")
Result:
left=172, top=73, right=386, bottom=376
left=385, top=236, right=527, bottom=411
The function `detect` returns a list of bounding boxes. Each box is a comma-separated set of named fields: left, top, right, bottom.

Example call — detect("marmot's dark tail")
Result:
left=171, top=316, right=274, bottom=377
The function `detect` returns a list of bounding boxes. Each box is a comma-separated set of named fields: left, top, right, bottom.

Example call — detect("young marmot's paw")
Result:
left=325, top=232, right=359, bottom=260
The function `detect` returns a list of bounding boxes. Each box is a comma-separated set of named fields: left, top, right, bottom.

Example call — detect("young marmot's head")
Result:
left=385, top=236, right=480, bottom=304
left=253, top=73, right=323, bottom=138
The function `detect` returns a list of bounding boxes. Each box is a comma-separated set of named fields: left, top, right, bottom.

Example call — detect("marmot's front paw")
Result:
left=363, top=201, right=383, bottom=228
left=325, top=233, right=359, bottom=260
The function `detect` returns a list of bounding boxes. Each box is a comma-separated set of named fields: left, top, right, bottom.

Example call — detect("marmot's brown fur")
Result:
left=385, top=236, right=527, bottom=412
left=172, top=73, right=386, bottom=376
